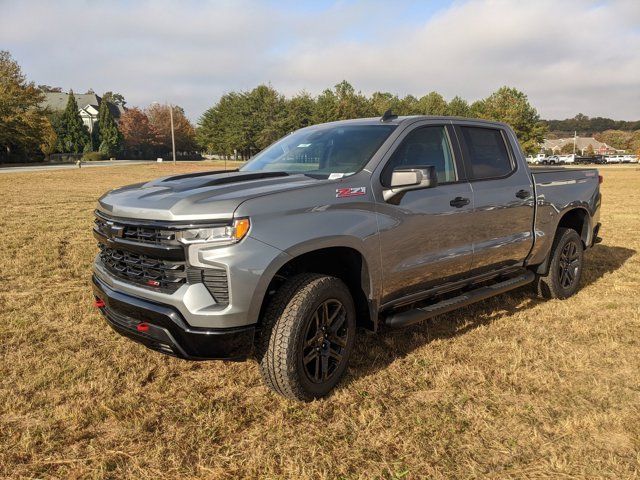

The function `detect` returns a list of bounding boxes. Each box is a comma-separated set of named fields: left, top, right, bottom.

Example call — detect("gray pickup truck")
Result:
left=92, top=114, right=602, bottom=401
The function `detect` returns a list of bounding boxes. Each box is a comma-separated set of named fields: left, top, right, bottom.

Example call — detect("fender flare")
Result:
left=246, top=236, right=379, bottom=326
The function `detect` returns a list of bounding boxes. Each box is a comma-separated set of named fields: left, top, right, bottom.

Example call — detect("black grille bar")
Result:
left=186, top=268, right=230, bottom=306
left=99, top=245, right=186, bottom=293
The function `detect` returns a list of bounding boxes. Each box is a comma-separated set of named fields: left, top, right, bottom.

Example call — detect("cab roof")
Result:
left=313, top=115, right=511, bottom=130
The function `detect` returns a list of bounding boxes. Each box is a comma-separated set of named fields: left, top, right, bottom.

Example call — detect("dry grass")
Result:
left=0, top=163, right=638, bottom=479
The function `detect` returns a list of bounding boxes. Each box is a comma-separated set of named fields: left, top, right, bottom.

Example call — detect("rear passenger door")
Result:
left=454, top=123, right=535, bottom=274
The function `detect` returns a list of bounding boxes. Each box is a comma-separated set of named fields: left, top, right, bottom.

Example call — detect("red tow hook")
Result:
left=137, top=323, right=150, bottom=332
left=94, top=298, right=105, bottom=308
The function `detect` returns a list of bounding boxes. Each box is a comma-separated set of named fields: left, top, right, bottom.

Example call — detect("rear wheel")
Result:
left=535, top=227, right=584, bottom=299
left=256, top=273, right=356, bottom=401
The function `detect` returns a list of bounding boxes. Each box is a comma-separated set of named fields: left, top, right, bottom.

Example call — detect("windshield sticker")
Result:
left=336, top=187, right=366, bottom=198
left=328, top=173, right=345, bottom=180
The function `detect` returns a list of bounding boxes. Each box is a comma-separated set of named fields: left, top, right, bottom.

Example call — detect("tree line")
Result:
left=3, top=47, right=638, bottom=163
left=197, top=81, right=547, bottom=156
left=543, top=114, right=640, bottom=136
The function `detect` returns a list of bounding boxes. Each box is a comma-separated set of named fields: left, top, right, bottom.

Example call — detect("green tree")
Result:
left=96, top=96, right=123, bottom=156
left=247, top=84, right=288, bottom=151
left=418, top=91, right=448, bottom=115
left=102, top=91, right=126, bottom=107
left=398, top=95, right=421, bottom=115
left=314, top=81, right=374, bottom=123
left=560, top=142, right=576, bottom=154
left=313, top=88, right=338, bottom=124
left=283, top=91, right=316, bottom=132
left=446, top=96, right=471, bottom=117
left=197, top=91, right=254, bottom=158
left=594, top=130, right=632, bottom=150
left=472, top=86, right=546, bottom=155
left=370, top=92, right=401, bottom=116
left=0, top=50, right=48, bottom=162
left=57, top=90, right=90, bottom=153
left=629, top=130, right=640, bottom=156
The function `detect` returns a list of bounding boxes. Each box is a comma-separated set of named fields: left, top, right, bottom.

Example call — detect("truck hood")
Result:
left=97, top=170, right=320, bottom=221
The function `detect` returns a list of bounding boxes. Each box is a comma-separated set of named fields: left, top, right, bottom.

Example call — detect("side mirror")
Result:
left=383, top=165, right=438, bottom=201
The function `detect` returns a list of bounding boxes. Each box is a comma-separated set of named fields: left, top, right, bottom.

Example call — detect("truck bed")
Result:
left=525, top=166, right=601, bottom=267
left=529, top=166, right=599, bottom=175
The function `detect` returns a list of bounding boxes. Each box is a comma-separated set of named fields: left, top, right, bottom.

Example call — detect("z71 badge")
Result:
left=336, top=187, right=366, bottom=198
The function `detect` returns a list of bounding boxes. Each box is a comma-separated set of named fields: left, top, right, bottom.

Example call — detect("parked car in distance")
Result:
left=605, top=155, right=625, bottom=164
left=92, top=114, right=603, bottom=401
left=558, top=154, right=577, bottom=164
left=526, top=153, right=546, bottom=164
left=540, top=155, right=560, bottom=165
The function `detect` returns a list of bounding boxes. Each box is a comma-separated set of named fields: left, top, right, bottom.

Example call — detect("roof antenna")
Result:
left=380, top=109, right=398, bottom=122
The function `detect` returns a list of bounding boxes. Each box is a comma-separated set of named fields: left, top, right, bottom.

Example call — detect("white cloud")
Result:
left=1, top=0, right=638, bottom=120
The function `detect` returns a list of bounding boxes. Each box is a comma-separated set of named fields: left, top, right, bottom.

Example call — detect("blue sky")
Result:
left=1, top=0, right=639, bottom=120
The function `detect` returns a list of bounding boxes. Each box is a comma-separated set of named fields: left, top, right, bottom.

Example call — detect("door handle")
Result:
left=516, top=189, right=531, bottom=199
left=449, top=196, right=470, bottom=208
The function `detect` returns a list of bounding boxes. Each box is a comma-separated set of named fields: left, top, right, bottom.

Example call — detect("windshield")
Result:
left=240, top=124, right=397, bottom=178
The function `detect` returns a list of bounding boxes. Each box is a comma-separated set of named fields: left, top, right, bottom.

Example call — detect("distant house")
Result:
left=41, top=92, right=125, bottom=135
left=543, top=137, right=620, bottom=155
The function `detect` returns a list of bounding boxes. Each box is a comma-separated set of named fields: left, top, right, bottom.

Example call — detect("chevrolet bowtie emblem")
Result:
left=106, top=222, right=125, bottom=238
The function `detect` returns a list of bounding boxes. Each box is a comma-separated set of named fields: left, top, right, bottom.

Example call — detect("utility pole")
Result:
left=573, top=130, right=577, bottom=156
left=169, top=103, right=176, bottom=165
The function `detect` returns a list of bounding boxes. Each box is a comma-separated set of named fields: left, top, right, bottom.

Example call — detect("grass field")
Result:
left=0, top=163, right=638, bottom=479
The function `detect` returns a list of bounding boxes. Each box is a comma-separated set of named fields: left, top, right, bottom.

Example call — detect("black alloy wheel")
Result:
left=301, top=299, right=349, bottom=384
left=558, top=240, right=581, bottom=289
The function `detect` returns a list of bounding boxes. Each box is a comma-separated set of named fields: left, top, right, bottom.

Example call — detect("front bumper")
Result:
left=93, top=275, right=255, bottom=360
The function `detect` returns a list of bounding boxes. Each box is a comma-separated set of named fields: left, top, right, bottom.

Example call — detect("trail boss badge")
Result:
left=336, top=187, right=366, bottom=198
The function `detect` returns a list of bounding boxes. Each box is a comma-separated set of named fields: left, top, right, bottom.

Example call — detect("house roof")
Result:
left=41, top=92, right=124, bottom=119
left=42, top=92, right=100, bottom=111
left=543, top=136, right=614, bottom=151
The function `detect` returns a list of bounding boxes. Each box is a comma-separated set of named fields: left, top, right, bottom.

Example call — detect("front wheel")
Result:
left=534, top=227, right=584, bottom=299
left=256, top=274, right=356, bottom=401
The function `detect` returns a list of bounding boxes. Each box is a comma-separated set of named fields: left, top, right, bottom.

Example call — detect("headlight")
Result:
left=176, top=218, right=250, bottom=245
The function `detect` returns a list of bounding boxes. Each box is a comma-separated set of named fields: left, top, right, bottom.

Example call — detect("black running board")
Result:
left=385, top=270, right=535, bottom=329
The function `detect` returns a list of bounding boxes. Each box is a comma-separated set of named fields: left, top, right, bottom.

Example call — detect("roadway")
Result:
left=0, top=160, right=154, bottom=174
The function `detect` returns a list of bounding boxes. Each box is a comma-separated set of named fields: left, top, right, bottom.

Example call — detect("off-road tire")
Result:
left=535, top=227, right=584, bottom=299
left=255, top=273, right=356, bottom=401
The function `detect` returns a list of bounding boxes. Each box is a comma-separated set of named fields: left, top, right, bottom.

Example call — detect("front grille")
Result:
left=94, top=216, right=178, bottom=245
left=99, top=245, right=186, bottom=293
left=94, top=212, right=230, bottom=304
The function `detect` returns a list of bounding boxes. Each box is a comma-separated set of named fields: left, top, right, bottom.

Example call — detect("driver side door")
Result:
left=373, top=122, right=475, bottom=304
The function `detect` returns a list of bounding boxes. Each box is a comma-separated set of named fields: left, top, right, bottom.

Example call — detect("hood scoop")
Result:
left=161, top=170, right=289, bottom=187
left=200, top=171, right=289, bottom=188
left=161, top=169, right=238, bottom=182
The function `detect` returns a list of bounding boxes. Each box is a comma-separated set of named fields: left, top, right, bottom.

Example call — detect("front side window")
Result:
left=460, top=127, right=513, bottom=179
left=382, top=126, right=456, bottom=186
left=241, top=124, right=396, bottom=178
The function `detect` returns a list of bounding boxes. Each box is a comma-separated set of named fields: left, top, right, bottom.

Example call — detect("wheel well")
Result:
left=557, top=208, right=589, bottom=245
left=258, top=247, right=374, bottom=330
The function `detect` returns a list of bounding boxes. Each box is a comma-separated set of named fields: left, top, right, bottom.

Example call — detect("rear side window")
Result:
left=460, top=127, right=513, bottom=180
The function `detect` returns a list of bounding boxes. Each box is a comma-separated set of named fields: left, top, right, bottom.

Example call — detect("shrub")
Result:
left=82, top=151, right=106, bottom=161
